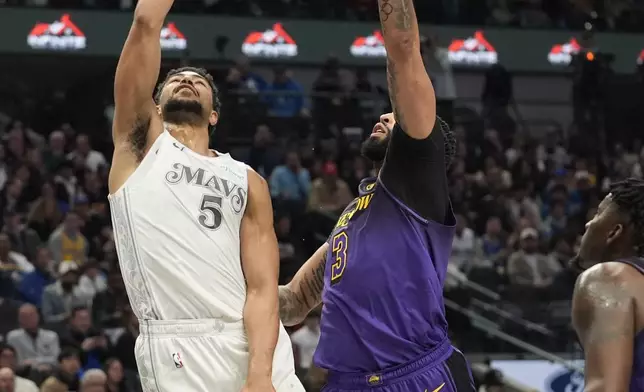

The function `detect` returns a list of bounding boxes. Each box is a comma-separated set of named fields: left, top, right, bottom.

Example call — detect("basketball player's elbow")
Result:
left=132, top=10, right=164, bottom=32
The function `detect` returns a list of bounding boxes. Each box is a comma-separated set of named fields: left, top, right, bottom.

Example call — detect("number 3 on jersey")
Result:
left=331, top=232, right=349, bottom=285
left=199, top=195, right=223, bottom=230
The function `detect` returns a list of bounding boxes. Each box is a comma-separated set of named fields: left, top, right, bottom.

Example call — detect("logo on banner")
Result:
left=447, top=30, right=497, bottom=66
left=548, top=38, right=580, bottom=65
left=241, top=23, right=297, bottom=58
left=160, top=22, right=187, bottom=51
left=350, top=30, right=386, bottom=58
left=27, top=14, right=86, bottom=51
left=548, top=368, right=584, bottom=392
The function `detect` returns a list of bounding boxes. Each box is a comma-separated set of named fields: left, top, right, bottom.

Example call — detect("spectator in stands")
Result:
left=76, top=260, right=106, bottom=304
left=59, top=307, right=109, bottom=370
left=48, top=212, right=88, bottom=265
left=248, top=125, right=282, bottom=179
left=312, top=56, right=343, bottom=131
left=26, top=182, right=63, bottom=242
left=276, top=215, right=297, bottom=262
left=104, top=358, right=136, bottom=392
left=0, top=179, right=27, bottom=222
left=43, top=131, right=67, bottom=174
left=111, top=310, right=137, bottom=374
left=41, top=262, right=87, bottom=324
left=541, top=200, right=568, bottom=238
left=266, top=67, right=305, bottom=118
left=307, top=161, right=352, bottom=215
left=228, top=56, right=266, bottom=94
left=6, top=304, right=60, bottom=368
left=269, top=150, right=311, bottom=207
left=507, top=184, right=541, bottom=229
left=41, top=349, right=81, bottom=392
left=79, top=368, right=107, bottom=392
left=451, top=213, right=478, bottom=272
left=0, top=297, right=20, bottom=337
left=507, top=228, right=561, bottom=287
left=3, top=211, right=40, bottom=261
left=18, top=247, right=55, bottom=307
left=477, top=216, right=507, bottom=266
left=290, top=311, right=321, bottom=385
left=52, top=161, right=77, bottom=211
left=0, top=233, right=33, bottom=285
left=67, top=135, right=107, bottom=174
left=91, top=269, right=126, bottom=329
left=0, top=367, right=16, bottom=392
left=0, top=344, right=39, bottom=392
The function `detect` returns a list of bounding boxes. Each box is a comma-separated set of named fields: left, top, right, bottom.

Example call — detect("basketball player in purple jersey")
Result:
left=278, top=0, right=475, bottom=391
left=572, top=178, right=644, bottom=392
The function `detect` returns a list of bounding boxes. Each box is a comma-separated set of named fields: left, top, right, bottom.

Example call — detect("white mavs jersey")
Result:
left=108, top=131, right=251, bottom=322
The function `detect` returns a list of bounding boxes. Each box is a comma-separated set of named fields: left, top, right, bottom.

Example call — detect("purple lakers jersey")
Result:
left=613, top=257, right=644, bottom=392
left=313, top=176, right=456, bottom=372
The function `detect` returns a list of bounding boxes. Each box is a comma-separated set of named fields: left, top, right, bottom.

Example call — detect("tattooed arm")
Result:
left=572, top=262, right=635, bottom=392
left=378, top=0, right=436, bottom=138
left=279, top=243, right=328, bottom=326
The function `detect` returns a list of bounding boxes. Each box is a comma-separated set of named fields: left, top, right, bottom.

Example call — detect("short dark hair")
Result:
left=58, top=348, right=79, bottom=362
left=71, top=306, right=89, bottom=318
left=154, top=66, right=221, bottom=115
left=0, top=342, right=16, bottom=355
left=610, top=178, right=644, bottom=256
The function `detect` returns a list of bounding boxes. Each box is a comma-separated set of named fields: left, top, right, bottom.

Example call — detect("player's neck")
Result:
left=606, top=248, right=638, bottom=262
left=166, top=124, right=212, bottom=157
left=374, top=161, right=383, bottom=175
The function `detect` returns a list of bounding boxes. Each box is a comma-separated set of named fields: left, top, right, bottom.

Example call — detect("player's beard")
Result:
left=162, top=98, right=206, bottom=127
left=361, top=133, right=391, bottom=163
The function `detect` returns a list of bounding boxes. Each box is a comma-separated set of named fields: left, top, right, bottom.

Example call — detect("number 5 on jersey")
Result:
left=199, top=194, right=223, bottom=230
left=331, top=232, right=349, bottom=285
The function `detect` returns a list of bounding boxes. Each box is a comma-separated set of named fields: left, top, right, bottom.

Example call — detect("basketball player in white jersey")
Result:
left=107, top=1, right=304, bottom=391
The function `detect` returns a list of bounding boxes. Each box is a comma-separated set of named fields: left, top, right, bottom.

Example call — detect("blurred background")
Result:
left=1, top=0, right=643, bottom=391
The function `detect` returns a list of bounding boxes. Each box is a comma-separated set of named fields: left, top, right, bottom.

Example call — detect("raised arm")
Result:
left=378, top=0, right=435, bottom=138
left=376, top=0, right=453, bottom=224
left=240, top=169, right=280, bottom=388
left=572, top=263, right=634, bottom=392
left=112, top=0, right=172, bottom=148
left=278, top=243, right=328, bottom=326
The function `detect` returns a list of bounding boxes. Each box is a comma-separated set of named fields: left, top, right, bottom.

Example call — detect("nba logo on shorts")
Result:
left=172, top=353, right=183, bottom=368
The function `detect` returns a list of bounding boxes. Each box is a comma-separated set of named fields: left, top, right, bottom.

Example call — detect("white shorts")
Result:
left=134, top=318, right=305, bottom=392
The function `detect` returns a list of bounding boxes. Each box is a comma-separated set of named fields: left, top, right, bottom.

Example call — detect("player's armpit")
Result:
left=112, top=0, right=174, bottom=146
left=240, top=169, right=280, bottom=381
left=572, top=263, right=635, bottom=392
left=279, top=243, right=328, bottom=326
left=378, top=0, right=436, bottom=139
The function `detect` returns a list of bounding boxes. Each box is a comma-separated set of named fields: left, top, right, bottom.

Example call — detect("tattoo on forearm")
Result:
left=378, top=0, right=413, bottom=32
left=380, top=0, right=393, bottom=22
left=302, top=252, right=326, bottom=307
left=386, top=57, right=404, bottom=127
left=278, top=252, right=327, bottom=325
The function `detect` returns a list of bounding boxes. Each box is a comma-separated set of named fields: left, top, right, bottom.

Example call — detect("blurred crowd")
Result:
left=3, top=0, right=644, bottom=32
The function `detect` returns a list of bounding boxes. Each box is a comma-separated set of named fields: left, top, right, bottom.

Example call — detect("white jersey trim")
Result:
left=110, top=187, right=161, bottom=320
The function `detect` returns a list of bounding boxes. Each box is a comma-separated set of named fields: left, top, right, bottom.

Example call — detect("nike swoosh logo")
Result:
left=425, top=383, right=445, bottom=392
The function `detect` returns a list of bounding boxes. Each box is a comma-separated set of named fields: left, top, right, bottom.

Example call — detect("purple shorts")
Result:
left=323, top=341, right=475, bottom=392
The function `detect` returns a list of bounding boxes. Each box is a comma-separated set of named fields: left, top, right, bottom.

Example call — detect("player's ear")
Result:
left=156, top=105, right=162, bottom=116
left=606, top=223, right=624, bottom=246
left=209, top=111, right=219, bottom=127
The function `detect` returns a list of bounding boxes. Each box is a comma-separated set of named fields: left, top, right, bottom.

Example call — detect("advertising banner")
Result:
left=490, top=360, right=584, bottom=392
left=0, top=7, right=642, bottom=73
